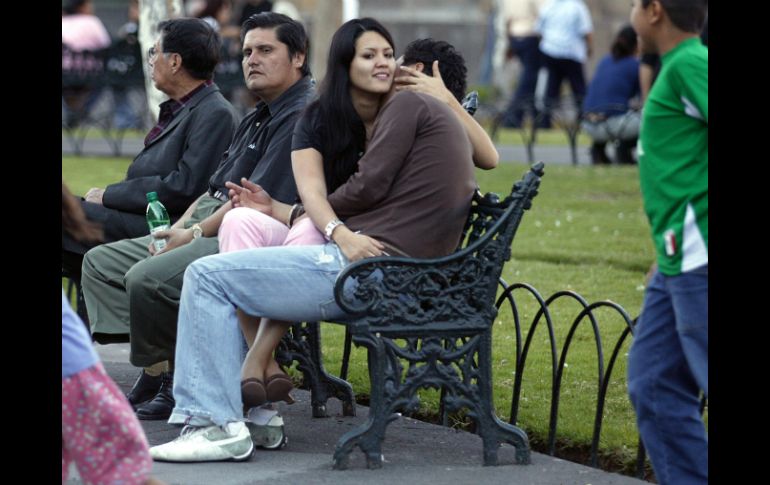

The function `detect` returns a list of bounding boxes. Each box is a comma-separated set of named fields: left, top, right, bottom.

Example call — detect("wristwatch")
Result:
left=324, top=218, right=345, bottom=240
left=191, top=223, right=203, bottom=239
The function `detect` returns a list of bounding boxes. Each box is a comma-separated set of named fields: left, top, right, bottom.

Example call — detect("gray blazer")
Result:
left=101, top=83, right=239, bottom=216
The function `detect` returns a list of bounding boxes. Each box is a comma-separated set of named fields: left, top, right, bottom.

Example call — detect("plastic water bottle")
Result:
left=146, top=192, right=170, bottom=252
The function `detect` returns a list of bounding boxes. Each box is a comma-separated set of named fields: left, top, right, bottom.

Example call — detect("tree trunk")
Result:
left=310, top=0, right=343, bottom=83
left=138, top=0, right=184, bottom=122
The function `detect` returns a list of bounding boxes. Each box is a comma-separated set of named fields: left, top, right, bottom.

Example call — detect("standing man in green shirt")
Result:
left=627, top=1, right=708, bottom=484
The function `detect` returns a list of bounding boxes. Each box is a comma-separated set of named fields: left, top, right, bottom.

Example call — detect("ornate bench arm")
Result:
left=333, top=253, right=501, bottom=334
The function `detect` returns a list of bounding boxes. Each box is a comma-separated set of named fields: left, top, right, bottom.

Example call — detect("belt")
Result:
left=211, top=189, right=228, bottom=202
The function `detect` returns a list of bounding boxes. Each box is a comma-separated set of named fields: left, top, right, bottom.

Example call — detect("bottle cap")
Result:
left=146, top=191, right=158, bottom=202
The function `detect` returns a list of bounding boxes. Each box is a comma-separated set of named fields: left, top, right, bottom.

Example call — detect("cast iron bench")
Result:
left=277, top=162, right=543, bottom=469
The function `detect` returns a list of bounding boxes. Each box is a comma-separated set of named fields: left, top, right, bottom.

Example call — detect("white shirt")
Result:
left=501, top=0, right=547, bottom=37
left=536, top=0, right=593, bottom=63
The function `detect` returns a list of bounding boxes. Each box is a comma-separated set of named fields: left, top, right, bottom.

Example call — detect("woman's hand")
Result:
left=395, top=61, right=454, bottom=106
left=225, top=178, right=274, bottom=215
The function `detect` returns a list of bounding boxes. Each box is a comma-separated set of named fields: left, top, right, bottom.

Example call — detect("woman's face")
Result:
left=349, top=31, right=395, bottom=96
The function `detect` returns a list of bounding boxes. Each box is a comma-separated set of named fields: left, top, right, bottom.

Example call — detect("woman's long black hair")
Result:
left=306, top=18, right=395, bottom=192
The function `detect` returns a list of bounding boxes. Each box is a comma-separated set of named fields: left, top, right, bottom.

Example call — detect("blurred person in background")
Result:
left=62, top=0, right=110, bottom=52
left=580, top=25, right=641, bottom=165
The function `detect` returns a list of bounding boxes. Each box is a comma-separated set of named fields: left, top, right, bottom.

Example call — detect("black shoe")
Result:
left=591, top=142, right=611, bottom=165
left=136, top=371, right=175, bottom=420
left=126, top=370, right=163, bottom=409
left=615, top=140, right=637, bottom=165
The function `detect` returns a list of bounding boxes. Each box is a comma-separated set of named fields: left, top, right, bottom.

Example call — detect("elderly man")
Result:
left=80, top=12, right=313, bottom=421
left=62, top=18, right=238, bottom=280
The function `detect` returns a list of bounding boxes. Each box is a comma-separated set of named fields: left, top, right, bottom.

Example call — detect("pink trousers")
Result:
left=218, top=207, right=325, bottom=252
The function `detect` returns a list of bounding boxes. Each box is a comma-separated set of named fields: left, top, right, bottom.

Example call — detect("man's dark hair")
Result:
left=402, top=39, right=467, bottom=103
left=197, top=0, right=229, bottom=20
left=642, top=0, right=708, bottom=33
left=611, top=25, right=639, bottom=59
left=241, top=12, right=310, bottom=76
left=63, top=0, right=88, bottom=15
left=158, top=18, right=221, bottom=80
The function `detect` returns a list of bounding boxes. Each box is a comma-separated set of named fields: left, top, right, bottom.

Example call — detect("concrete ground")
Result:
left=65, top=343, right=648, bottom=485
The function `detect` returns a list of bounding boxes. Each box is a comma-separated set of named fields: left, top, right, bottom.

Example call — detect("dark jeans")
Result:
left=628, top=265, right=708, bottom=485
left=62, top=196, right=151, bottom=279
left=541, top=55, right=586, bottom=128
left=502, top=36, right=543, bottom=127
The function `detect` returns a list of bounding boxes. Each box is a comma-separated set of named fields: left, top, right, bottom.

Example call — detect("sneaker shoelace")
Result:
left=177, top=424, right=236, bottom=441
left=177, top=425, right=209, bottom=441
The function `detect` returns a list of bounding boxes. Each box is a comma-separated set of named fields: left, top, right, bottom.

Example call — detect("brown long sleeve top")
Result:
left=328, top=91, right=477, bottom=258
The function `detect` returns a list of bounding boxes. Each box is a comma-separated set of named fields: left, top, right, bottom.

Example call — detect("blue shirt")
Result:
left=582, top=55, right=640, bottom=116
left=62, top=291, right=99, bottom=379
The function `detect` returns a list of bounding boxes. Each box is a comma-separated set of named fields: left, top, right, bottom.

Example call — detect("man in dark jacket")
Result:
left=62, top=18, right=239, bottom=279
left=80, top=13, right=313, bottom=421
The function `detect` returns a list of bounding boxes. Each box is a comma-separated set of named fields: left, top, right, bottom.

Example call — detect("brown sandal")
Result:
left=265, top=373, right=295, bottom=404
left=241, top=378, right=267, bottom=410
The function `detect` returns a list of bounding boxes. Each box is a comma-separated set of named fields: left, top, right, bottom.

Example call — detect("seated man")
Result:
left=395, top=38, right=498, bottom=170
left=149, top=88, right=477, bottom=461
left=80, top=12, right=313, bottom=420
left=62, top=18, right=239, bottom=279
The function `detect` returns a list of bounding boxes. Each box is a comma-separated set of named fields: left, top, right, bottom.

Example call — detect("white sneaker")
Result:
left=150, top=422, right=254, bottom=462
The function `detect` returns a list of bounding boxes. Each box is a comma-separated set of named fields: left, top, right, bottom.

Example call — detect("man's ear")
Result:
left=648, top=0, right=664, bottom=25
left=293, top=52, right=306, bottom=70
left=414, top=61, right=425, bottom=73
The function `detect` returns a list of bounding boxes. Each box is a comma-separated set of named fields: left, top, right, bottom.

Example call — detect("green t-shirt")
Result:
left=638, top=37, right=708, bottom=275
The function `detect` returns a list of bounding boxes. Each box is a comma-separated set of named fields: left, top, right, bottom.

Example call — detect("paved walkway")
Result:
left=66, top=343, right=647, bottom=485
left=61, top=134, right=594, bottom=165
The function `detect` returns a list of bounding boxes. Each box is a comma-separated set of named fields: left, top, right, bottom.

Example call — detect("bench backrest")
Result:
left=62, top=44, right=106, bottom=89
left=63, top=41, right=146, bottom=91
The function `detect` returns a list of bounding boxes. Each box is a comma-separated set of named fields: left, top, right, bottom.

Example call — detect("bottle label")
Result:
left=151, top=224, right=170, bottom=252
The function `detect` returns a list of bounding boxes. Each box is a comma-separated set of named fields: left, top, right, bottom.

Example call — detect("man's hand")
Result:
left=84, top=188, right=105, bottom=204
left=225, top=178, right=274, bottom=215
left=394, top=61, right=454, bottom=106
left=147, top=227, right=194, bottom=256
left=333, top=227, right=386, bottom=262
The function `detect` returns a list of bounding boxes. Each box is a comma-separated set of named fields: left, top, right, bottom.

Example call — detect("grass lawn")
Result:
left=62, top=155, right=702, bottom=474
left=486, top=126, right=593, bottom=147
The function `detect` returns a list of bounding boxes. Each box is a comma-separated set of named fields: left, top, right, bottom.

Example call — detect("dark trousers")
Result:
left=502, top=36, right=543, bottom=127
left=62, top=196, right=150, bottom=280
left=542, top=55, right=586, bottom=127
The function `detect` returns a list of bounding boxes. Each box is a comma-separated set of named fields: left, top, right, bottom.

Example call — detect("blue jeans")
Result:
left=628, top=264, right=708, bottom=485
left=169, top=243, right=351, bottom=427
